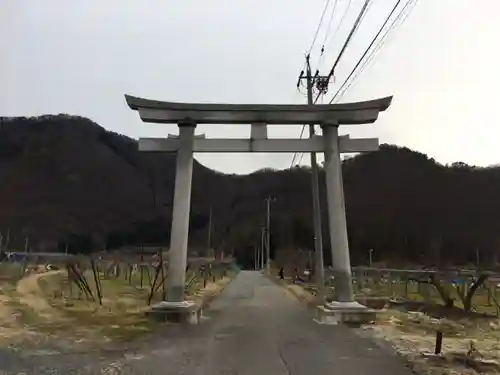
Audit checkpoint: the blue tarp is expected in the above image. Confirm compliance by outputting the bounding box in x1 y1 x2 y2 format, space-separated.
452 278 468 285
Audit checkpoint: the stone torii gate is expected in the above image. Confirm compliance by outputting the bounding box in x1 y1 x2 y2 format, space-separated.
125 94 392 323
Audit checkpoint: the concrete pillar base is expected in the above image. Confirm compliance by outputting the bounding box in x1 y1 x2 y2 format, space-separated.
313 301 376 326
147 300 202 325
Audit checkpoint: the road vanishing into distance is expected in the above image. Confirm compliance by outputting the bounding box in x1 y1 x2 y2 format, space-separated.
0 271 413 374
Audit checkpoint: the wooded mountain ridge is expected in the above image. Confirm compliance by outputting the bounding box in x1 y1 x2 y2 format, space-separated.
0 115 498 268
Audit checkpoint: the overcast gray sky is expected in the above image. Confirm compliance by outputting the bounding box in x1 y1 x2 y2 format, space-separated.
2 0 499 174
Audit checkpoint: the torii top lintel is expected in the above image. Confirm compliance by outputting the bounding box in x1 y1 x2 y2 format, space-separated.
125 94 392 125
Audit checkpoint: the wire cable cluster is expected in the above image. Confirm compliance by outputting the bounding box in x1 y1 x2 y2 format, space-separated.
330 0 420 104
291 0 373 168
290 0 421 168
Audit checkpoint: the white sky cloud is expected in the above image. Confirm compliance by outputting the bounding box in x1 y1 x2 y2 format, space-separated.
2 0 499 173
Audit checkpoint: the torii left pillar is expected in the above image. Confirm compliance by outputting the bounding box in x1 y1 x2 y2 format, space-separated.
148 122 201 324
167 122 196 302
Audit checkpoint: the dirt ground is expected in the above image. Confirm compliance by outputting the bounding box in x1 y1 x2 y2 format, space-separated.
0 263 234 351
275 274 500 375
360 309 500 375
16 270 68 319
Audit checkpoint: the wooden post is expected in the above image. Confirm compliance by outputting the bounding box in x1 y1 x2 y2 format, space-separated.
148 262 162 305
5 228 10 251
0 232 3 260
360 270 366 293
68 266 73 298
423 279 431 303
404 276 409 299
21 237 29 276
90 259 102 305
435 331 443 354
146 266 152 286
203 264 207 288
140 245 144 288
160 251 166 300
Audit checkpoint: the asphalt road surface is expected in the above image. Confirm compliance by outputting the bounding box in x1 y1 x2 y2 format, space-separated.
0 271 414 374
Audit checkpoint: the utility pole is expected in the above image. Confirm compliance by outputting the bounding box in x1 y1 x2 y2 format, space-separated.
206 206 213 258
255 242 259 270
297 54 327 304
254 245 258 270
260 226 265 269
257 244 261 270
264 197 275 275
5 228 10 251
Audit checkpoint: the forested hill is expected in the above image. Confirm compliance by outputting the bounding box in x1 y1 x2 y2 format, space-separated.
1 115 499 267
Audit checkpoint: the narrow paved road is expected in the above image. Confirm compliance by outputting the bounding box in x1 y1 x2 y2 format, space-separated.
1 271 414 374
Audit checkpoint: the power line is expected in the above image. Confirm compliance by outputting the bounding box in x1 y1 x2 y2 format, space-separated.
295 95 325 167
328 0 404 102
290 124 308 167
297 94 324 167
317 0 340 66
307 0 332 55
330 0 419 103
296 147 306 165
314 0 372 103
321 0 340 46
293 0 420 168
292 0 334 168
325 0 371 80
335 0 420 101
291 0 371 168
291 0 372 169
320 0 354 69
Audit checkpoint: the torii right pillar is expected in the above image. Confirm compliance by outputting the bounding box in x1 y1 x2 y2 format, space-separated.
322 123 353 302
317 122 376 325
